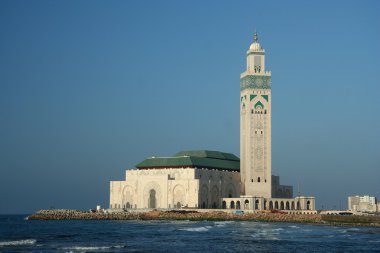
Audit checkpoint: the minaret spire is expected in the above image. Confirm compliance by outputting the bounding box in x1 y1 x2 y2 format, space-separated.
253 31 258 43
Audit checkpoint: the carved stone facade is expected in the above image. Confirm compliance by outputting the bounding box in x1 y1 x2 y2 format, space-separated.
110 167 240 209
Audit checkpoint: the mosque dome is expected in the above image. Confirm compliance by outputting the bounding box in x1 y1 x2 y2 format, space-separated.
249 31 262 51
249 42 262 51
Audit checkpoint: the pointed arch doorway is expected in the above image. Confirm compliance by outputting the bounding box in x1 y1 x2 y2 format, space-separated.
148 189 156 208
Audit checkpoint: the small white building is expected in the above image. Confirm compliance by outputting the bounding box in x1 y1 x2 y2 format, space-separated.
348 195 377 212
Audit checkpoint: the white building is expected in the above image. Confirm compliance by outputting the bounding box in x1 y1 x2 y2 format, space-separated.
110 151 241 209
110 32 316 213
348 195 377 212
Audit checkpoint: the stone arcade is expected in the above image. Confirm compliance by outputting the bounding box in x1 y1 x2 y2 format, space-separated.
110 33 315 213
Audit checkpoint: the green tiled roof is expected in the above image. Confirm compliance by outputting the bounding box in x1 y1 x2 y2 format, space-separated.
136 150 240 171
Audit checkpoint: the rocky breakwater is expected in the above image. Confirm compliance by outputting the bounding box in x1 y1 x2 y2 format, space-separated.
142 210 323 223
28 209 139 220
28 209 323 224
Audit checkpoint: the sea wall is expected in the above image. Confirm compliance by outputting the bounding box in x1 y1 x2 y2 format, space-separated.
27 209 380 227
321 214 380 226
28 209 322 223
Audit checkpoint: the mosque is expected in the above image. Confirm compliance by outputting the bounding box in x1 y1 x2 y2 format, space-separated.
110 33 316 213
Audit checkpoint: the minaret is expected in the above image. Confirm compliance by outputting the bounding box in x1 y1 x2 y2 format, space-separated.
240 32 272 198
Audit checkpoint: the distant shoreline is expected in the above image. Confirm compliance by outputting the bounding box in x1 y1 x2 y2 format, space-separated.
27 209 380 227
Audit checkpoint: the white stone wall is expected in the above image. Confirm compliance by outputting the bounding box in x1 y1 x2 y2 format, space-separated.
110 168 240 209
195 168 241 208
348 195 377 212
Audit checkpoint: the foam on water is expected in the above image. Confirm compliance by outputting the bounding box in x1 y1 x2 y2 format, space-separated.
62 245 125 251
288 225 300 229
251 232 280 241
180 226 212 232
214 221 234 227
250 227 284 241
0 239 37 247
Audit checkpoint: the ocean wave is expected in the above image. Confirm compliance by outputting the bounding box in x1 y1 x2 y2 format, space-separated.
62 245 125 251
214 221 234 227
288 225 299 229
180 226 212 232
252 233 280 241
0 239 37 247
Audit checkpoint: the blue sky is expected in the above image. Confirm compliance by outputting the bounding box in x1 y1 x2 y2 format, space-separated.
0 0 379 214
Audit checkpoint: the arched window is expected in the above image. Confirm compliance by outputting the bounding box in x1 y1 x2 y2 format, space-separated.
269 201 273 210
280 201 284 210
297 201 301 210
264 200 267 210
286 202 290 210
307 201 311 210
148 189 156 208
236 201 241 210
244 200 249 209
230 201 235 209
258 177 261 182
222 201 226 209
255 199 259 209
275 201 279 209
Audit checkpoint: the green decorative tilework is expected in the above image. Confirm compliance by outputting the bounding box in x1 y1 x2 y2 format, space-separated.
262 95 269 101
240 75 271 91
250 94 257 101
254 101 264 109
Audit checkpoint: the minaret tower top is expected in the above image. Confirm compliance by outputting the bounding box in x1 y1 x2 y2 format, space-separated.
248 31 263 51
244 31 269 75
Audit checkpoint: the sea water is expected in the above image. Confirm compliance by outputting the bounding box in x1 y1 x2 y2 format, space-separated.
0 215 379 252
